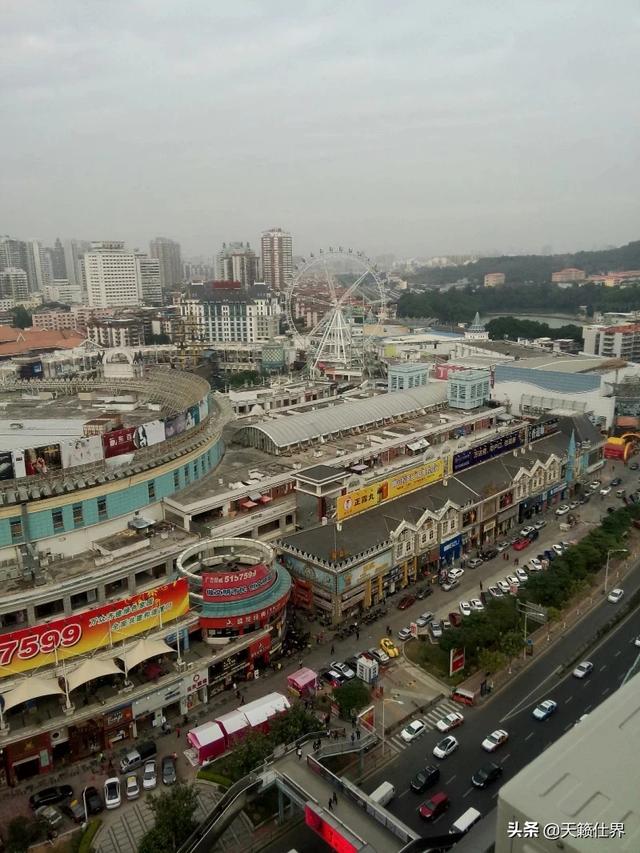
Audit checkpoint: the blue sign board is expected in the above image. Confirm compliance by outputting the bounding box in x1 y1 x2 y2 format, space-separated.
453 430 522 474
440 534 462 558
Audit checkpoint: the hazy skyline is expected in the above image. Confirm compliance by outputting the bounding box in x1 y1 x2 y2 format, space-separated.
2 1 639 260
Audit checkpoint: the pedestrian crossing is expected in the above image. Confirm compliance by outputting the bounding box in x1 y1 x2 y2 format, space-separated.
386 698 464 754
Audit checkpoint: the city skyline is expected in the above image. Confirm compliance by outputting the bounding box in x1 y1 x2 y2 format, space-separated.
3 1 639 259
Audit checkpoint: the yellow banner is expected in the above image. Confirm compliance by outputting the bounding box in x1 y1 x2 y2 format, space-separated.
336 459 444 520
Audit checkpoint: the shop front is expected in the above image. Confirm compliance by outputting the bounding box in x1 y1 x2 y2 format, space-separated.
5 731 52 786
519 494 545 521
419 547 441 579
440 534 462 566
481 519 497 544
133 683 184 735
547 482 567 506
102 705 134 749
497 505 518 537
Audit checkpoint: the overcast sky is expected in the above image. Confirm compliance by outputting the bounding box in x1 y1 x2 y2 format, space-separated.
2 0 639 259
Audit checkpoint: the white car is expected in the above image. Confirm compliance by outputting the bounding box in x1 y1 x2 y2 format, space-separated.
331 661 355 679
534 520 546 530
515 568 529 584
555 504 570 516
600 486 612 496
142 760 157 790
488 585 503 598
104 777 121 810
430 621 443 639
459 601 472 617
481 729 509 752
520 526 535 537
448 568 465 582
433 735 459 759
497 579 511 594
552 543 564 556
126 774 140 800
506 575 520 588
436 711 464 733
529 558 542 572
572 661 593 679
634 636 640 648
469 598 484 611
589 480 601 490
533 699 557 720
398 627 412 641
496 541 509 552
416 611 435 628
400 719 426 743
607 588 624 604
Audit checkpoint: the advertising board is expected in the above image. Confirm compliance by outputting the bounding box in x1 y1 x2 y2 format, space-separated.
102 427 136 458
528 418 559 443
24 444 62 475
453 430 522 473
0 578 189 678
387 458 444 498
336 459 444 520
60 435 104 468
449 647 465 676
201 564 276 603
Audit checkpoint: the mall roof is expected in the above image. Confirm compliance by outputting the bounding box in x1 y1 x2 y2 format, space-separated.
236 384 448 451
503 355 621 373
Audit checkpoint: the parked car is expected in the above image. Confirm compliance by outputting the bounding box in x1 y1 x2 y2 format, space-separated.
331 661 356 679
520 526 535 537
83 786 103 815
410 764 440 793
441 578 459 592
512 538 530 551
480 546 498 560
35 805 63 828
611 477 622 486
572 661 594 679
569 501 579 510
555 504 570 516
162 755 177 785
125 774 140 800
481 729 509 752
398 627 412 641
62 798 86 823
418 791 450 821
322 669 346 688
397 595 416 610
401 719 426 743
416 611 434 628
600 486 612 496
497 579 511 594
515 568 529 584
448 611 463 627
471 762 503 789
429 621 443 639
416 586 433 600
496 541 510 552
459 601 472 617
607 588 624 604
552 543 564 556
435 711 464 733
506 575 520 588
534 520 546 530
467 558 483 569
433 735 459 759
368 647 390 665
528 558 542 572
29 786 74 811
380 638 399 657
142 760 158 790
469 598 484 611
488 585 503 598
527 529 539 541
104 778 121 810
447 568 465 582
533 699 557 721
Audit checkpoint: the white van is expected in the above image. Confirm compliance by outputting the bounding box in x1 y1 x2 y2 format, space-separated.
450 806 482 835
369 781 395 807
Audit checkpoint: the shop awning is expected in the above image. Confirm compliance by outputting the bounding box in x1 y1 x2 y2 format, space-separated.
66 657 124 693
259 495 272 504
240 500 258 510
248 492 263 502
1 676 64 711
116 638 176 671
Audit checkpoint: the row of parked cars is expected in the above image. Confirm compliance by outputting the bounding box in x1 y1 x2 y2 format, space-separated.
28 784 103 830
104 755 177 810
322 639 402 687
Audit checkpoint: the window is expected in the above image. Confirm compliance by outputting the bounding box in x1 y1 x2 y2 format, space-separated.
52 509 64 531
97 496 107 519
148 481 156 501
184 465 190 484
72 504 83 527
10 518 23 543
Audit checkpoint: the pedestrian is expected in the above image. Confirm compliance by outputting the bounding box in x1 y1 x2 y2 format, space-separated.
330 644 335 655
356 728 361 741
356 630 360 641
232 682 237 693
297 747 302 761
176 726 181 738
351 732 355 744
479 580 483 592
298 657 303 668
240 696 245 706
332 791 338 806
328 798 333 811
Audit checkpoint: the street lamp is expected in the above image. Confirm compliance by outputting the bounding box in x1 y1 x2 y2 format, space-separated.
81 786 89 831
605 549 628 594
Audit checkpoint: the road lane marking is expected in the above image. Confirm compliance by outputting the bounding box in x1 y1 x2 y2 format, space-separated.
584 705 592 712
602 687 610 696
614 650 621 657
524 732 534 741
564 696 573 704
492 791 499 799
599 665 607 672
564 724 573 731
500 753 511 763
463 787 473 798
445 775 456 784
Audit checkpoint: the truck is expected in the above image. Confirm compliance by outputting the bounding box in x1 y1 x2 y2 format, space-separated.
369 781 395 806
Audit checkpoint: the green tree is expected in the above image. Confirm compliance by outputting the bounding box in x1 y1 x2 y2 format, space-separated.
138 783 199 853
6 815 45 853
269 703 320 744
333 678 371 720
10 306 32 329
500 631 524 659
478 648 507 674
222 730 272 781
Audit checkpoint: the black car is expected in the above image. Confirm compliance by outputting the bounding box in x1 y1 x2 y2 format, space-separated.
480 547 499 561
611 477 622 486
83 786 104 815
410 765 440 793
162 755 177 785
526 529 539 541
29 785 74 810
416 586 433 600
471 762 503 789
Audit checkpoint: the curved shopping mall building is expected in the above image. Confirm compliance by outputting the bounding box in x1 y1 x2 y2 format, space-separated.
0 365 289 786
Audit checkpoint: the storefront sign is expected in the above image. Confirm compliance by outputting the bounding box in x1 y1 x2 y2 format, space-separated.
440 535 462 558
0 579 189 678
200 593 289 630
528 418 559 443
337 459 444 520
182 668 209 697
338 550 393 592
133 684 182 717
249 635 272 659
201 564 276 603
549 483 565 495
103 706 133 729
453 430 522 473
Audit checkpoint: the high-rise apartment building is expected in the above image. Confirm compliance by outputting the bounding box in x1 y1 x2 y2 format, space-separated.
63 239 91 299
85 241 142 308
136 255 162 306
50 238 67 280
176 285 279 343
25 240 53 292
150 237 182 291
216 242 259 288
0 268 29 301
583 323 640 361
261 227 293 291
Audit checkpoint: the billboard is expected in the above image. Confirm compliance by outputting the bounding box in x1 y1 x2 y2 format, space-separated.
24 444 62 475
449 647 465 676
140 419 166 447
528 418 559 443
0 452 14 481
0 578 189 678
336 459 444 521
165 412 186 438
102 427 137 458
60 435 104 469
199 397 209 422
185 404 200 430
201 564 276 603
453 430 522 473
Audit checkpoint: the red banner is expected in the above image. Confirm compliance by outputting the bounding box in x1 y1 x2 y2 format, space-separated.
449 647 465 676
201 563 276 603
249 635 272 659
102 426 136 458
0 578 189 678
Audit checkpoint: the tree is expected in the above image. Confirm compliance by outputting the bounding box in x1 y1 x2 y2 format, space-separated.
478 648 507 673
223 730 272 781
138 783 199 853
500 631 524 660
6 815 45 853
10 306 32 329
333 678 371 719
269 703 319 744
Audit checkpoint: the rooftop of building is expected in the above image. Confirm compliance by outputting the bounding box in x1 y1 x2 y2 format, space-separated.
0 328 85 358
461 339 544 359
494 355 624 374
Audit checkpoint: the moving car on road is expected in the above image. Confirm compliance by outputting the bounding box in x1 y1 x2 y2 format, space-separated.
533 699 557 720
481 729 509 752
607 588 624 604
555 504 570 516
471 762 503 789
410 765 440 793
397 595 416 610
418 791 450 821
433 735 459 759
572 661 593 679
416 611 434 628
534 519 546 530
435 711 464 733
401 719 426 743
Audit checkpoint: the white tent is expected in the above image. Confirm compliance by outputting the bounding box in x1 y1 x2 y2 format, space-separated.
1 676 64 711
115 638 176 673
66 657 124 693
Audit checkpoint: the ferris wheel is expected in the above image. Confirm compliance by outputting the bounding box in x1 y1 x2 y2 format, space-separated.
284 247 387 378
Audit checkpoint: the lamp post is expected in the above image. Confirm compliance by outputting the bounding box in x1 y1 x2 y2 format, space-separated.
81 786 89 831
605 549 628 594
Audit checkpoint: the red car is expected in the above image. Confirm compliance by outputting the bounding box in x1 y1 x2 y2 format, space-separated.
512 538 530 551
397 595 416 610
418 791 450 821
